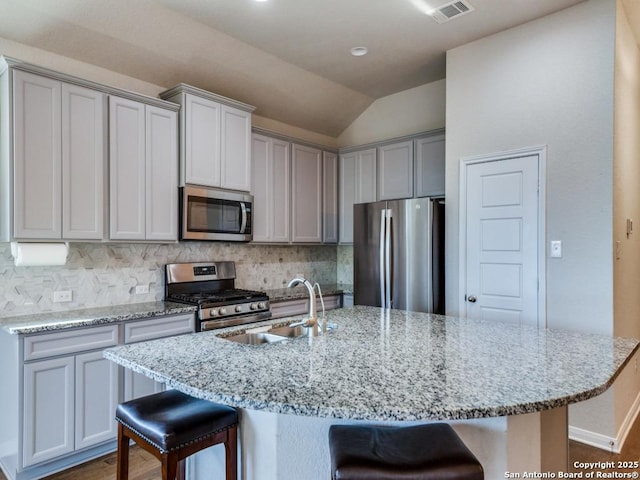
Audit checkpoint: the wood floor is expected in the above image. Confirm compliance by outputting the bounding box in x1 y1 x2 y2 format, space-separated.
1 420 640 479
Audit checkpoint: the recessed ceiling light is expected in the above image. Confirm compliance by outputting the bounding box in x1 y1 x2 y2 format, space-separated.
350 46 368 57
254 0 268 2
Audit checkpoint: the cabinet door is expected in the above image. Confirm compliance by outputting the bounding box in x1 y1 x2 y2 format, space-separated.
62 84 106 240
251 134 290 243
291 144 322 243
415 134 445 197
356 148 377 204
109 96 145 240
75 351 118 449
146 105 178 241
251 134 271 242
221 105 251 192
23 357 74 467
13 70 62 239
123 370 164 402
338 152 356 244
377 141 413 200
185 94 220 187
322 151 338 244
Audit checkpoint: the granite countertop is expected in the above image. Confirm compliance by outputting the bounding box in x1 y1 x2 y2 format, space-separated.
104 305 639 422
0 301 197 335
266 283 352 303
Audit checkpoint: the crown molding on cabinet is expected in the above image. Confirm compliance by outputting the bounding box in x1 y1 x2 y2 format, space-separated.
339 127 446 154
159 83 255 113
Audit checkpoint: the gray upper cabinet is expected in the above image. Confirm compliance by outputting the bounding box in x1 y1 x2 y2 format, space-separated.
251 133 290 243
291 143 323 243
109 96 146 240
322 151 338 244
12 70 106 240
339 148 376 244
415 133 445 197
62 84 106 240
160 85 255 192
377 140 413 200
109 96 178 241
13 70 62 239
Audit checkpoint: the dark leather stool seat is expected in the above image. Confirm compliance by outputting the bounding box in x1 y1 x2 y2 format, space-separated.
329 423 483 480
115 389 238 480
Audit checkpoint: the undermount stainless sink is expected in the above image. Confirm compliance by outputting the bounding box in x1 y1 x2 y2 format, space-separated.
268 325 311 338
223 324 311 344
224 332 288 345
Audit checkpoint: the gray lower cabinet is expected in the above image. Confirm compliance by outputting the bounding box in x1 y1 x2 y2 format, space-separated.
122 314 195 400
0 312 195 479
22 325 119 468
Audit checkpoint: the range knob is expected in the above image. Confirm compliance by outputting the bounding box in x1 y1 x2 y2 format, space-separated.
210 308 219 316
250 303 258 310
235 305 243 313
219 307 227 315
257 302 266 309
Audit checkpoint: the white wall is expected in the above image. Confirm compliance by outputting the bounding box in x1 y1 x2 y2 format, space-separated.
337 79 446 148
446 0 619 441
446 0 615 334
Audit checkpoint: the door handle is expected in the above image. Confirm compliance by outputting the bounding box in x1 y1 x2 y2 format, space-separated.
467 295 477 303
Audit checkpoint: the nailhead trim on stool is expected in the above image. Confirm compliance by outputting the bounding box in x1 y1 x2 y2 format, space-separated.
329 423 484 480
115 390 238 480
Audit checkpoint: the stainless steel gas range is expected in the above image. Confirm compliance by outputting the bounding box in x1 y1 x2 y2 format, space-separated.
165 261 271 331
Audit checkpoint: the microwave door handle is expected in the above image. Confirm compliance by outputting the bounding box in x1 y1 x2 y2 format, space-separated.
240 202 248 234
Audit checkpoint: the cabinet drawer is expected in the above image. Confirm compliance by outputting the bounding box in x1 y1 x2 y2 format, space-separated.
24 325 118 361
124 313 194 344
321 294 342 310
270 299 308 320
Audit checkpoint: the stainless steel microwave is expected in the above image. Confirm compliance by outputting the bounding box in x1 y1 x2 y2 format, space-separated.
180 186 253 242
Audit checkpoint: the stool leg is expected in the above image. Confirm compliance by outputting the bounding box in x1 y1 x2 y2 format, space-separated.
225 426 238 480
162 452 180 480
116 423 130 480
177 459 186 480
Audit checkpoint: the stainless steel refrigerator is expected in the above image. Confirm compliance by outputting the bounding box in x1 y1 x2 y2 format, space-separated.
354 197 445 314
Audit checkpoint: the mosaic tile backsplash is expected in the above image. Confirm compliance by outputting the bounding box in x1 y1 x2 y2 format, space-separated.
0 242 338 317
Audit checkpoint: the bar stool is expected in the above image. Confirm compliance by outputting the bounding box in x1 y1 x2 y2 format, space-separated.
329 423 483 480
115 390 238 480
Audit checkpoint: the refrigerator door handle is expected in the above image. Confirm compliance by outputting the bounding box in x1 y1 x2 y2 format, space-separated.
385 208 392 308
379 209 387 307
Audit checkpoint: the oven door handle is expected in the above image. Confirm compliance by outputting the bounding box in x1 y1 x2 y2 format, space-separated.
240 202 248 234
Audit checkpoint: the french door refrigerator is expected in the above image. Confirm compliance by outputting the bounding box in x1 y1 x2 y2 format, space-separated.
354 197 445 314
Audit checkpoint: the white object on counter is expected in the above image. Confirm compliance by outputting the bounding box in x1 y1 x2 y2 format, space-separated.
10 242 69 267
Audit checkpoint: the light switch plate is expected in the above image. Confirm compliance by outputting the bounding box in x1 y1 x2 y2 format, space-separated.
550 240 562 258
135 284 150 295
53 290 72 303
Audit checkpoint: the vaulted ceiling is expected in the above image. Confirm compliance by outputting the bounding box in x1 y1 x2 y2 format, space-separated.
0 0 599 136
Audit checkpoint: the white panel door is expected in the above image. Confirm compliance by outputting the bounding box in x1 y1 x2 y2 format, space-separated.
220 105 251 191
74 351 118 449
356 148 377 204
13 70 62 239
185 94 220 187
62 84 105 240
23 357 74 467
109 96 145 240
251 134 271 242
145 105 178 241
291 144 322 243
464 155 540 326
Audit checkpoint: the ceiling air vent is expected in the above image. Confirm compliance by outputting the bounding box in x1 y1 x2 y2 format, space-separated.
430 0 474 24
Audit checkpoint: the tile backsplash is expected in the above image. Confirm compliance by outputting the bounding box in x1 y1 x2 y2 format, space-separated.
0 242 338 317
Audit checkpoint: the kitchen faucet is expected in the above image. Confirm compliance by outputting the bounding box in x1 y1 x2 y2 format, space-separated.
287 277 318 337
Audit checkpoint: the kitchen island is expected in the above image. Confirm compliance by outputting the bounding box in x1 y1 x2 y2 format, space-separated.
104 306 639 480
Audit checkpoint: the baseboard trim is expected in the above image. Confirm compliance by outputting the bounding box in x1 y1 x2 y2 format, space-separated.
569 390 640 454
